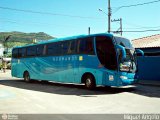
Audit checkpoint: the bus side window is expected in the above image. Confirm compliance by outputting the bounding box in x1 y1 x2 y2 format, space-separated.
12 48 19 58
79 39 86 54
37 45 44 56
19 48 26 58
77 40 80 54
27 46 36 57
43 45 47 55
61 41 70 55
47 42 62 56
68 40 76 54
56 43 62 55
47 43 54 55
86 38 94 54
77 37 94 55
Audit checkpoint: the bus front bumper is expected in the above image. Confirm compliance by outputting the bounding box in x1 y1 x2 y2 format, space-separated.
118 73 138 86
121 79 138 86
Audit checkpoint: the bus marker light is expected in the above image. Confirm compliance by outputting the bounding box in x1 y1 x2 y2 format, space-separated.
79 56 83 61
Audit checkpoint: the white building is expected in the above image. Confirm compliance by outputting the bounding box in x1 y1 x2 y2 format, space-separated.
0 43 4 57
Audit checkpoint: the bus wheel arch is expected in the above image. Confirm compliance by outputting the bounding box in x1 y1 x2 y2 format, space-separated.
81 73 96 89
23 71 31 82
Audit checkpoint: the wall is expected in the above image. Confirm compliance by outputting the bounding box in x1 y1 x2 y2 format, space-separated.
136 56 160 81
0 44 4 57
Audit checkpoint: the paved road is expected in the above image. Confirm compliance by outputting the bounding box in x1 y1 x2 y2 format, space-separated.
0 70 160 114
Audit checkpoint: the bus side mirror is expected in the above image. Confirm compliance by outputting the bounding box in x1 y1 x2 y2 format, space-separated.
135 49 144 56
116 45 126 61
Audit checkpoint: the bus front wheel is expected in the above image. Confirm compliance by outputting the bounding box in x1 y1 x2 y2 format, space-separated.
24 72 30 82
84 74 96 89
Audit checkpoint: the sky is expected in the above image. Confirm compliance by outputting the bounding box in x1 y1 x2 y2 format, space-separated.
0 0 160 40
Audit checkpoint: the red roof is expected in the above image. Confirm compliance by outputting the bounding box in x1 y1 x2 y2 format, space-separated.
132 34 160 48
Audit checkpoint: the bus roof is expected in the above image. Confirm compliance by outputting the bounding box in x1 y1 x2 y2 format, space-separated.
13 33 113 49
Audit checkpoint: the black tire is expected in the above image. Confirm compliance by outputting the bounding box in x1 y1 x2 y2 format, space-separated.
24 72 30 82
84 74 96 89
41 80 49 84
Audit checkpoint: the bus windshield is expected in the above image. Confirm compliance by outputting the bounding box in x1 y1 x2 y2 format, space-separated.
96 36 117 70
114 37 136 73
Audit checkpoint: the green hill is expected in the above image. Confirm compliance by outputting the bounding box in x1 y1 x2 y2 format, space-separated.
0 31 55 48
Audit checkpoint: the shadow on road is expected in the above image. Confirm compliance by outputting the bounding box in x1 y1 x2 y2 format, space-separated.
0 79 159 98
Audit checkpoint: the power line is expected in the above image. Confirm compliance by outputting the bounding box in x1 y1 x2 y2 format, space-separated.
111 29 160 33
123 21 160 29
3 17 160 31
0 18 77 28
119 0 160 8
0 6 103 20
113 0 160 13
0 19 80 31
2 17 160 33
123 26 160 30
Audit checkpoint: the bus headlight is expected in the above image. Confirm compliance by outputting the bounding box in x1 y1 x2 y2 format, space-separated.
120 64 130 72
120 76 128 80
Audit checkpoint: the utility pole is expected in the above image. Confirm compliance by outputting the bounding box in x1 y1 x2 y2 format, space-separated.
88 27 91 35
108 0 111 33
120 18 122 36
111 18 122 36
99 0 112 33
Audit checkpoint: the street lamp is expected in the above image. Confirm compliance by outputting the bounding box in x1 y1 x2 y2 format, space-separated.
98 8 111 33
98 8 107 15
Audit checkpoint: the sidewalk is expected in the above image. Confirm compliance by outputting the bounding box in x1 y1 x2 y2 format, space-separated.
0 69 12 78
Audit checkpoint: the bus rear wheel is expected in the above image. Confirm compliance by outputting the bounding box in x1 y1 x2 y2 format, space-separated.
84 74 96 89
24 72 30 82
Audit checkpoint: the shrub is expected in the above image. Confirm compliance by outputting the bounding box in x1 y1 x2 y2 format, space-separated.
0 63 2 70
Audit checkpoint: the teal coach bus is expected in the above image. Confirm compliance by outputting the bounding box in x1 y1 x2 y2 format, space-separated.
11 33 140 89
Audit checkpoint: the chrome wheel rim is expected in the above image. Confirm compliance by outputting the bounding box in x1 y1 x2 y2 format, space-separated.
25 73 29 82
86 78 91 87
